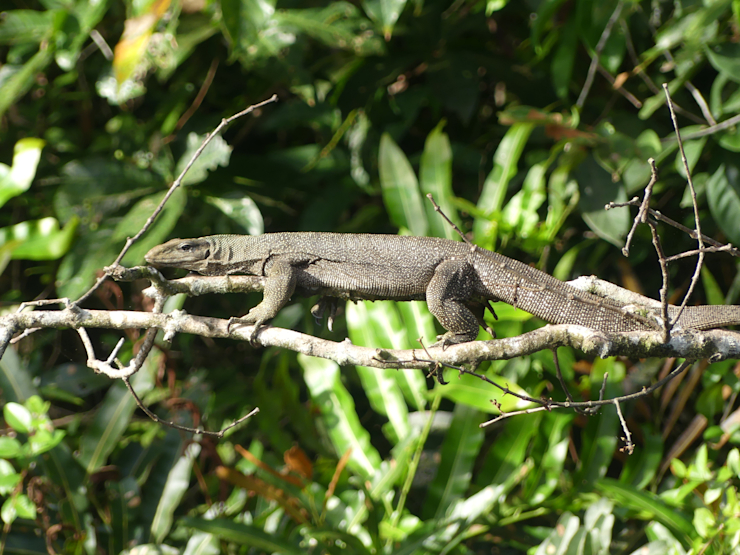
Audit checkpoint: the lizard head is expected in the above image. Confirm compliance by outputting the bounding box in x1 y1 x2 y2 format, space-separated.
145 238 212 273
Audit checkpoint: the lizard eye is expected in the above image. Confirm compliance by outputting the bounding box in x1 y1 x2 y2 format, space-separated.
179 243 192 252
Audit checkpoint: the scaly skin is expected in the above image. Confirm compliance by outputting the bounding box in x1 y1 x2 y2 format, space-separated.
145 233 740 344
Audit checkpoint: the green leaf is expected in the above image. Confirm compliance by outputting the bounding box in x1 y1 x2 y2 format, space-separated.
423 404 485 520
378 133 428 236
596 478 694 547
532 512 581 554
219 0 294 61
551 18 577 99
175 133 233 186
0 437 23 459
299 355 382 478
532 0 569 53
204 195 264 236
77 350 158 473
138 429 186 539
619 429 662 490
394 302 435 410
0 347 37 405
575 358 621 487
114 188 187 267
0 46 54 120
1 493 35 524
526 412 573 504
362 0 407 39
183 531 220 555
696 383 724 419
275 4 382 55
473 122 535 248
486 0 509 15
438 370 533 414
0 138 45 209
674 137 707 179
3 402 32 433
180 517 305 554
0 10 61 44
692 507 715 538
706 42 740 83
701 266 726 305
578 156 629 247
0 216 79 262
419 121 460 240
150 443 201 543
28 429 65 457
477 413 539 489
0 460 22 495
707 163 740 245
346 301 411 444
502 160 547 238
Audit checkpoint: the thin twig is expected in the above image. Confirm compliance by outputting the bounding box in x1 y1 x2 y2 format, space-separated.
596 64 642 108
123 376 259 437
73 95 279 306
646 219 671 342
677 113 740 141
165 59 220 142
425 193 472 246
621 158 659 256
663 83 704 328
614 399 634 454
577 1 624 109
608 199 740 257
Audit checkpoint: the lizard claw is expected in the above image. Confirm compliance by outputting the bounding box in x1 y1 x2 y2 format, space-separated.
227 316 264 347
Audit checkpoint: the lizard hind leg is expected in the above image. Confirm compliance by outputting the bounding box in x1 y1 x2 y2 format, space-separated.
426 258 481 347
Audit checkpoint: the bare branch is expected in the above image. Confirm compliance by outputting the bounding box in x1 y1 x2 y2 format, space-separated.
577 1 624 110
73 95 279 306
4 307 738 368
123 376 259 437
663 83 705 328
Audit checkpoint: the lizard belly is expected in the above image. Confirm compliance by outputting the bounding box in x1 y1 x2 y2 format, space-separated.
298 260 432 299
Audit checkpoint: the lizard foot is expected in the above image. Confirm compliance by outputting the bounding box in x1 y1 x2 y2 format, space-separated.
310 297 338 331
430 331 478 350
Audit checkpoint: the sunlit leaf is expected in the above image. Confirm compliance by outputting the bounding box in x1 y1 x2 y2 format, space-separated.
0 216 79 262
175 132 233 186
3 402 32 434
180 517 305 554
419 121 460 240
0 138 45 209
423 404 485 520
0 45 54 119
205 196 264 235
346 301 411 444
113 0 171 84
707 163 740 245
363 0 407 40
150 443 201 543
299 355 382 478
77 350 159 473
378 132 428 236
473 123 535 248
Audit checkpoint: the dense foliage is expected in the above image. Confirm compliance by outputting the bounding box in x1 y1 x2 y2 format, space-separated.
2 0 740 553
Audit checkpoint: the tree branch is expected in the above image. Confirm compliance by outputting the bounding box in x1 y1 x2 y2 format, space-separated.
3 308 740 370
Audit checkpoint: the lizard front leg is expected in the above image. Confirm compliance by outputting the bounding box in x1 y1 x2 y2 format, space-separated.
228 255 305 342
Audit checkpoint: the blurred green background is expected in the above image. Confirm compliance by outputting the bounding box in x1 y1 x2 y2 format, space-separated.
2 0 740 553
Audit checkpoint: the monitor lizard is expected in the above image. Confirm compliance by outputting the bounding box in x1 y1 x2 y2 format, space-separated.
144 233 740 345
